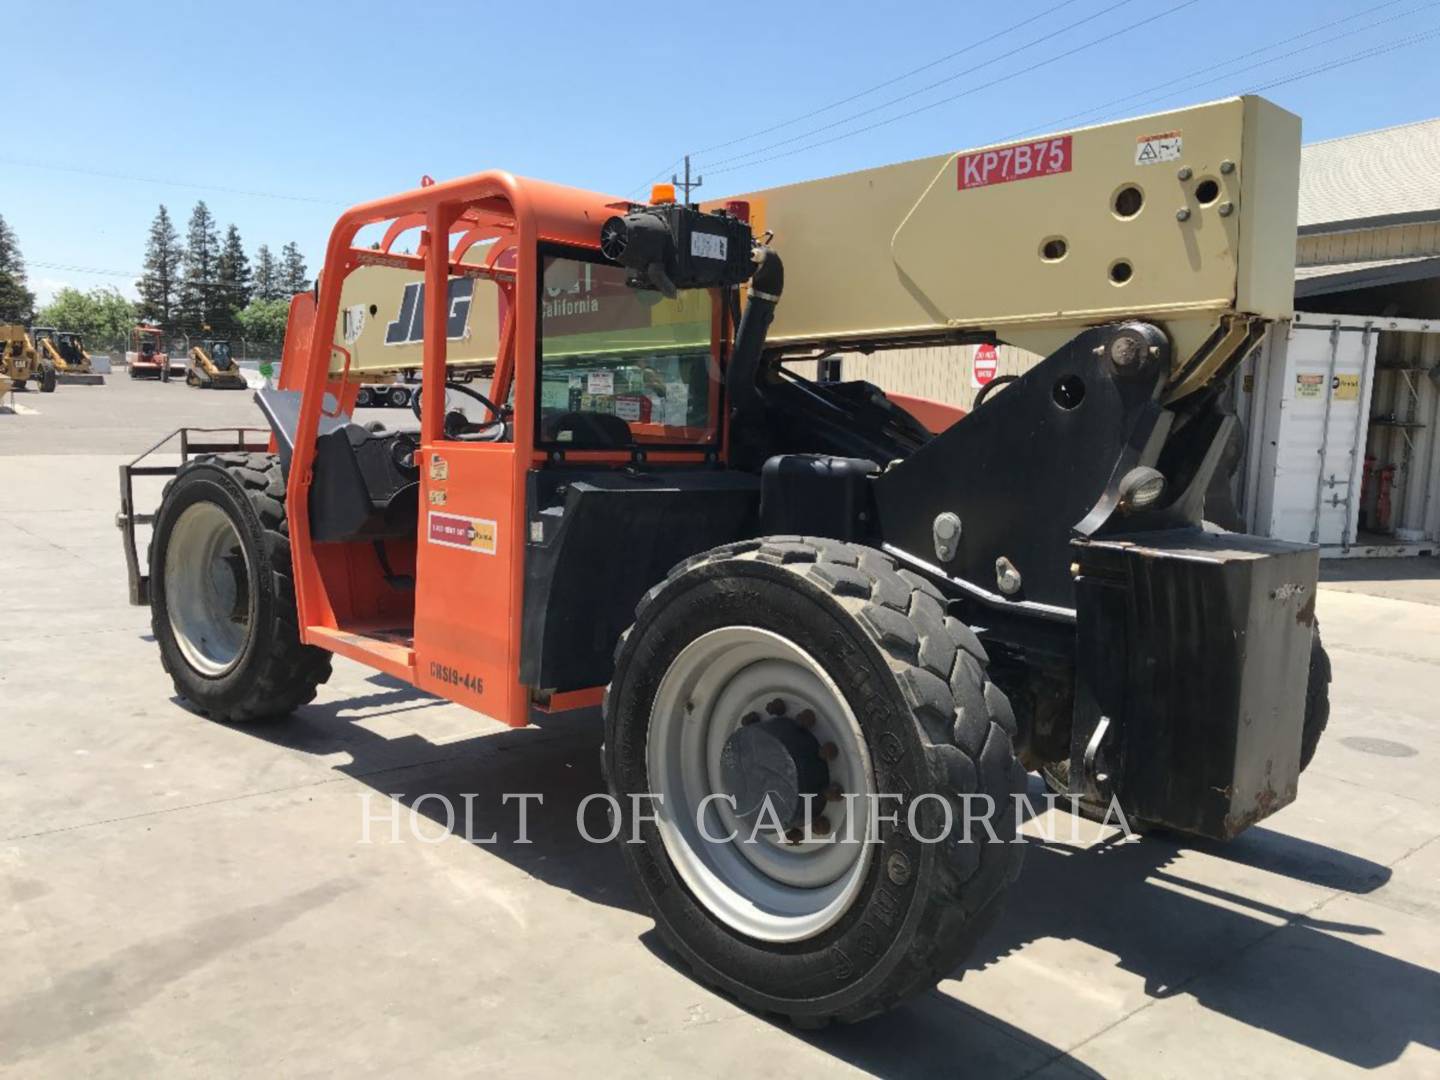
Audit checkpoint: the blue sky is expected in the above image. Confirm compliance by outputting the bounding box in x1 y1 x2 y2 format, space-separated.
5 0 1439 304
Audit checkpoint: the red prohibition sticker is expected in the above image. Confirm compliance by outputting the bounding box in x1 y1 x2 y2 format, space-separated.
958 135 1072 190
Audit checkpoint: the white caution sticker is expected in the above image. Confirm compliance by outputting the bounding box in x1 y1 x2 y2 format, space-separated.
1135 131 1182 166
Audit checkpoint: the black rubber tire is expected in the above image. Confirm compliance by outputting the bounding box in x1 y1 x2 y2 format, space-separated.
604 536 1026 1026
1300 626 1332 773
148 452 331 722
387 386 410 408
356 386 373 408
13 379 26 391
39 361 57 393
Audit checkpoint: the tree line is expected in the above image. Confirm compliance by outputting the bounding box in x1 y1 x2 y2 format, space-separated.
0 206 310 349
137 202 308 343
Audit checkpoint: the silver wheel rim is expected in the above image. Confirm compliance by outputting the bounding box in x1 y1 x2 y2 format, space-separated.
165 501 253 677
647 626 876 943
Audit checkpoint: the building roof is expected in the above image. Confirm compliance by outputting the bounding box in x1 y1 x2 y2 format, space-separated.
1299 117 1440 234
1294 254 1440 297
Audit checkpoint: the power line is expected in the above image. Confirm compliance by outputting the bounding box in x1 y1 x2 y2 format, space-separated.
0 157 344 206
1246 24 1440 93
705 0 1199 178
628 157 685 199
1008 0 1425 137
1081 0 1438 127
699 0 1147 172
691 0 1087 158
30 260 139 279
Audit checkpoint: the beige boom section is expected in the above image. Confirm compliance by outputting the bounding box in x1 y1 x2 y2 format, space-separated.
722 95 1300 402
331 261 503 374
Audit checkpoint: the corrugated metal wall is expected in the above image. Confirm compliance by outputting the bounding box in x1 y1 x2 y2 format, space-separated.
1298 221 1440 265
823 341 1042 411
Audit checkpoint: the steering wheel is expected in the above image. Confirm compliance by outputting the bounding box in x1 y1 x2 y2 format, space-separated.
412 380 508 441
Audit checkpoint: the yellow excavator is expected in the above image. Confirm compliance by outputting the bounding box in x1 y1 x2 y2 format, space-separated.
186 337 248 389
0 324 57 392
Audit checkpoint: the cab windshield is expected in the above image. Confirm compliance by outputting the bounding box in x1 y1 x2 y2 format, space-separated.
537 250 719 448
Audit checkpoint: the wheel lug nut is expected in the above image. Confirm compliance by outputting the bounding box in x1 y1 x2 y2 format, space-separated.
824 784 843 802
765 698 787 716
741 711 760 726
819 742 839 762
796 708 816 728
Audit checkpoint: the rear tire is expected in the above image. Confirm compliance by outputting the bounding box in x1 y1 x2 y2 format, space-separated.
356 386 373 408
387 386 410 408
604 536 1025 1025
148 452 331 722
1300 626 1332 772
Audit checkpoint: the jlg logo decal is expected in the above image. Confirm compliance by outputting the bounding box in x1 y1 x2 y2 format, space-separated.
385 278 475 345
958 136 1072 190
427 511 497 555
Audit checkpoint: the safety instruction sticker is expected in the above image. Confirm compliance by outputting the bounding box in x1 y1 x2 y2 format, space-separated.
1295 373 1324 400
586 370 615 396
1135 131 1182 166
1333 373 1361 401
428 511 497 555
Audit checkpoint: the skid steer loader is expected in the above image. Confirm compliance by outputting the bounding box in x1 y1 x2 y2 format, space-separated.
117 96 1328 1025
0 324 56 392
33 327 104 385
186 338 248 389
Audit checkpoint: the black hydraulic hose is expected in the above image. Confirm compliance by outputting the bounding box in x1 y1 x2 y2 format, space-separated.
726 248 784 418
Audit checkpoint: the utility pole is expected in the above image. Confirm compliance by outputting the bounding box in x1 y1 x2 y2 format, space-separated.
672 155 702 205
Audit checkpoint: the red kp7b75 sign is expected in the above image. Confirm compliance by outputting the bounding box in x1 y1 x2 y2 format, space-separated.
958 135 1072 190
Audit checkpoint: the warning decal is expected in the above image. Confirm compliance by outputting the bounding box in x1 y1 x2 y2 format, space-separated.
1333 373 1360 401
958 136 1072 190
1295 373 1324 400
1135 130 1182 166
428 511 498 554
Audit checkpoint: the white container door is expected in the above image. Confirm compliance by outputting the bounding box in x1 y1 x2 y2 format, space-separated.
1253 318 1377 547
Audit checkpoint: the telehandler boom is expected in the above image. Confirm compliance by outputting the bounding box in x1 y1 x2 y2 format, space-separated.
118 96 1326 1025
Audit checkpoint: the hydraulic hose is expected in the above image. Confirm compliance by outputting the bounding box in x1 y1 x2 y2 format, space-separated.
725 248 784 420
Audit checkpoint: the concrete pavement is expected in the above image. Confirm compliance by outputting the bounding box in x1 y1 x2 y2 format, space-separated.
2 376 1437 1077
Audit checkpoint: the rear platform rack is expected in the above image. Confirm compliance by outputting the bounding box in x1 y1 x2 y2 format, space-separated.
116 426 273 605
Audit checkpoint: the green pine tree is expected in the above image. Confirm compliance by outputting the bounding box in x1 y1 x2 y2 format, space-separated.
216 224 252 333
279 241 310 296
252 243 281 302
0 213 37 323
137 205 183 328
177 201 222 333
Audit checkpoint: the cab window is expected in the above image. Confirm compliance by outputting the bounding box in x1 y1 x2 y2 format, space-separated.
537 249 719 449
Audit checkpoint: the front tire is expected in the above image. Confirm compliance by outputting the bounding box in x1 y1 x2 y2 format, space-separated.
387 386 411 408
604 537 1025 1025
149 452 331 722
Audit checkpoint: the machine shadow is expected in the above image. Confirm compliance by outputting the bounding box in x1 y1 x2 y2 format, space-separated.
221 684 642 917
217 692 1433 1072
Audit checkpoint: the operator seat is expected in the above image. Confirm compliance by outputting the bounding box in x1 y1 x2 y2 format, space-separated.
256 387 421 542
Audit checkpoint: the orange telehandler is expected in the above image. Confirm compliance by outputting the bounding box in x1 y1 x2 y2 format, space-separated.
118 96 1327 1024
